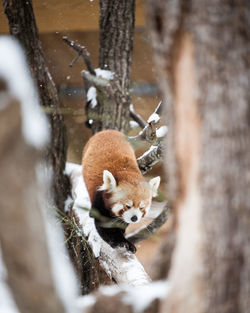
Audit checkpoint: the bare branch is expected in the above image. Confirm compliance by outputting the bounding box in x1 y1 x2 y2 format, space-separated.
127 204 169 244
129 104 147 129
62 36 96 76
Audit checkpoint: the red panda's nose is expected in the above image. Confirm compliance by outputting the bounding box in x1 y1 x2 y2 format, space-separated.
131 215 138 222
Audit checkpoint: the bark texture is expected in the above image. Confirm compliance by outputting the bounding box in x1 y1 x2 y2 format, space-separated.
0 85 65 313
85 0 135 133
64 209 112 295
146 0 250 313
99 0 135 92
3 0 69 211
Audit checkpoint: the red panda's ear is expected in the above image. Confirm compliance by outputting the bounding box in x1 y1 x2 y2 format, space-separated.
100 170 117 191
149 176 161 197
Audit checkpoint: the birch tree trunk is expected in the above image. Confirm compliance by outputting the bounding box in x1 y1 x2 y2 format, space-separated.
146 1 250 313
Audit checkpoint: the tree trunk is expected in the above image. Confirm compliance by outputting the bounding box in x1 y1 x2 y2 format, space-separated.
87 0 135 133
0 79 66 313
146 0 250 313
3 0 69 211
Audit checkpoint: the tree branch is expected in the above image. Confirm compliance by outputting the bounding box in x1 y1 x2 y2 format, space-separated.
129 104 147 129
62 36 96 75
129 100 163 143
137 142 164 174
65 163 151 286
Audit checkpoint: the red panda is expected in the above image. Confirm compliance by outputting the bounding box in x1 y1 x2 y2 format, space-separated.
82 130 160 253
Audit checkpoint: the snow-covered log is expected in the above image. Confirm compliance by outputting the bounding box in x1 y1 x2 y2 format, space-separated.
65 163 151 286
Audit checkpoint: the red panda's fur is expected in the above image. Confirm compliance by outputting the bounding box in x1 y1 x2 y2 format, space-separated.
82 130 145 204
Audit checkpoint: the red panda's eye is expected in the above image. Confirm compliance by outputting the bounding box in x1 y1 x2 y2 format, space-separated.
126 205 131 209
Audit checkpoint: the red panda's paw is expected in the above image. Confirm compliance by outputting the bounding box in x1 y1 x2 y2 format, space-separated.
121 241 137 254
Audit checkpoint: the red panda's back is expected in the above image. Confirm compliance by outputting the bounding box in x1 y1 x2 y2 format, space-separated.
82 130 141 202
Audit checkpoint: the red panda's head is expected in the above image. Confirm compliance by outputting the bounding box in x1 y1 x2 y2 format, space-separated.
99 170 160 224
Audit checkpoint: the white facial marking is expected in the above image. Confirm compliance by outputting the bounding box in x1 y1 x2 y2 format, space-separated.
143 206 150 217
139 201 145 208
122 208 143 224
126 200 133 207
111 202 123 214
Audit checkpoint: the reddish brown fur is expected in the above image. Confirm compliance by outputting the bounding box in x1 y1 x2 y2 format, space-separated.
82 130 146 203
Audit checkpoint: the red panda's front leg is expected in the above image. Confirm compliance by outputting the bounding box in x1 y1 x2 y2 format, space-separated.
91 190 137 253
95 221 137 253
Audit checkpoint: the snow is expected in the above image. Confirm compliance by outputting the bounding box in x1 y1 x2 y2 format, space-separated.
129 120 139 129
99 285 121 297
76 295 95 310
36 164 79 313
65 162 151 285
95 68 114 80
87 86 97 108
122 280 170 313
64 195 73 212
156 125 168 138
0 249 20 313
95 280 170 313
0 36 49 149
137 145 157 160
65 163 102 258
147 112 160 124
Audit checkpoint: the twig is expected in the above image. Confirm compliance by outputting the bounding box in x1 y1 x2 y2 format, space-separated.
62 36 96 76
129 104 147 129
127 204 169 244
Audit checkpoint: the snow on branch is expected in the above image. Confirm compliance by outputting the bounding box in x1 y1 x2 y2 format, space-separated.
65 163 151 286
76 280 170 313
129 101 164 143
137 142 163 174
129 104 147 129
127 101 167 174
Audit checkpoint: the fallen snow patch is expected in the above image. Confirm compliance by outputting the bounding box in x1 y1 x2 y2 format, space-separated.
0 36 49 149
